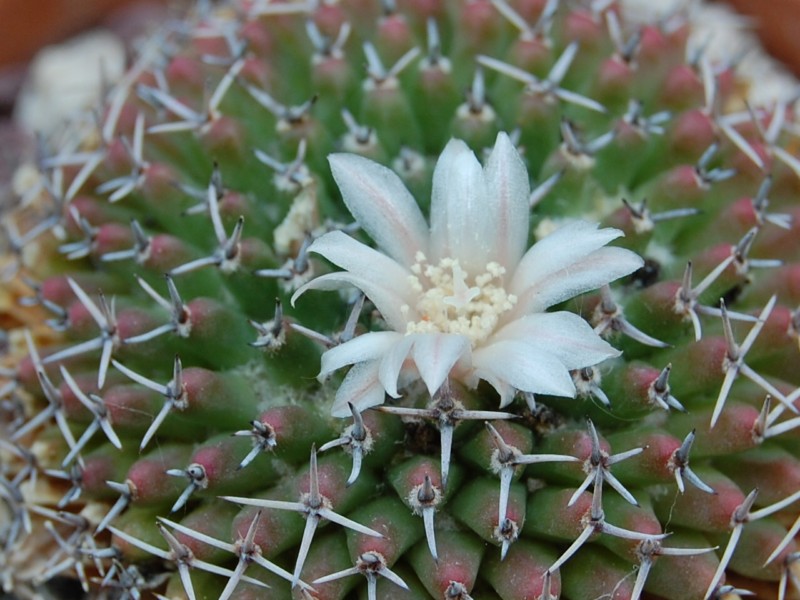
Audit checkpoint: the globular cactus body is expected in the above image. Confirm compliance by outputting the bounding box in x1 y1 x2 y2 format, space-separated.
2 1 800 599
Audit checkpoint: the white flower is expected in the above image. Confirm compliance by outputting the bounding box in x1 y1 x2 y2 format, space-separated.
293 133 643 417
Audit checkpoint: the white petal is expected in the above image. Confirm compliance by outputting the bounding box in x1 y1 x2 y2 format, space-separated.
320 332 403 379
308 230 417 310
378 335 417 398
429 138 489 275
292 272 410 331
328 153 429 266
309 230 408 277
510 221 626 296
473 369 517 408
484 132 530 268
332 361 386 417
411 334 471 396
473 340 576 400
510 245 643 315
491 312 620 369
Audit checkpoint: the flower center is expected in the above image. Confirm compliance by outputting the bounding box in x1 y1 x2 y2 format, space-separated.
402 252 517 346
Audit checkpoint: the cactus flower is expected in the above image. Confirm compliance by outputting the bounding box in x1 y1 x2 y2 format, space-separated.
294 132 642 416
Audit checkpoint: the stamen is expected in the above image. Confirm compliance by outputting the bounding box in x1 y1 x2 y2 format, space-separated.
405 256 516 346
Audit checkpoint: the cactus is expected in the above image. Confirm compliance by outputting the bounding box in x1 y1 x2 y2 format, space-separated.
2 1 800 599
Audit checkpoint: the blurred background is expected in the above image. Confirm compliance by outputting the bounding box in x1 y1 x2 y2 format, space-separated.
1 0 799 108
0 0 178 114
0 0 176 194
723 0 800 76
0 0 797 163
1 0 799 116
